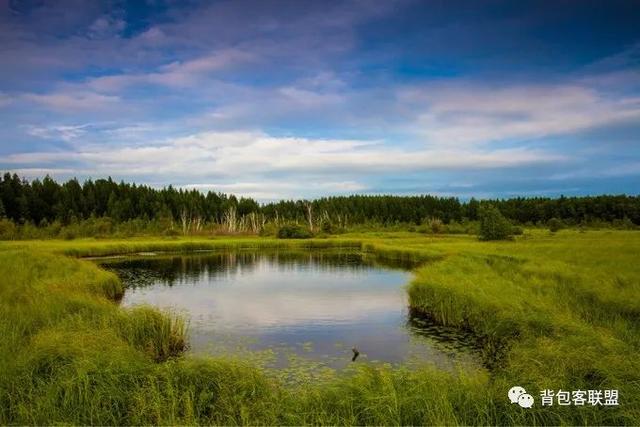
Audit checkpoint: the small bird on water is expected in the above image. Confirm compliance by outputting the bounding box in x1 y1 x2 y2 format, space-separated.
351 347 360 362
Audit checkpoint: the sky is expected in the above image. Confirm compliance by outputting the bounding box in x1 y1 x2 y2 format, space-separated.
0 0 639 201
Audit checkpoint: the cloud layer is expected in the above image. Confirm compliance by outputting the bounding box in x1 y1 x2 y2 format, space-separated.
1 0 639 199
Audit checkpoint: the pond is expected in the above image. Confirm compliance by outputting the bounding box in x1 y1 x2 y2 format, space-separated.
100 249 479 371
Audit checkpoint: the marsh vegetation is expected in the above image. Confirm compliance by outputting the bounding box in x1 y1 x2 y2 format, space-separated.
1 230 639 425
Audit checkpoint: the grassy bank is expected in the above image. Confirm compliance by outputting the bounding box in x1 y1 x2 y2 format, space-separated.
1 231 639 424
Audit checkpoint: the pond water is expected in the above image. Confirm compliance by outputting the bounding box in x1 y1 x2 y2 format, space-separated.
101 249 479 371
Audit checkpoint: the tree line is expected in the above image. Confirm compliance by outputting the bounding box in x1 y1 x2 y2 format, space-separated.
1 173 639 229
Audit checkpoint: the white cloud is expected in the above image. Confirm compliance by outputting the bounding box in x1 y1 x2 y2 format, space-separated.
4 130 564 199
136 27 166 44
73 64 640 149
1 1 638 200
25 124 93 141
402 83 640 145
86 49 255 91
22 91 121 111
87 15 126 39
3 168 78 177
277 86 344 108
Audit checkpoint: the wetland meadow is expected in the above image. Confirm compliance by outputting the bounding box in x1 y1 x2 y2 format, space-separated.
1 230 639 425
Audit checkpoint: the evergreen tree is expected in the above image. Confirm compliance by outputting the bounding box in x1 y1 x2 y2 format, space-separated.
0 172 639 228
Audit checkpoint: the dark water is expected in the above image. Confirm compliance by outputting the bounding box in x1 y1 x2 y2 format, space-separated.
101 250 479 370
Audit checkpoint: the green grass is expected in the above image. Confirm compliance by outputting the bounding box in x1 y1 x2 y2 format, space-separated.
1 230 639 424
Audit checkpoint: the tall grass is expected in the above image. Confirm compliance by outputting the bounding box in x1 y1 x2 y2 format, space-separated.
1 231 639 424
407 231 640 424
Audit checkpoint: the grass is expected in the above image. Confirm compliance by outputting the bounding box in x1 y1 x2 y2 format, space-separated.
1 230 639 424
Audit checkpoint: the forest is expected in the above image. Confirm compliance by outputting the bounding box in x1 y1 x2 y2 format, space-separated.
1 173 639 234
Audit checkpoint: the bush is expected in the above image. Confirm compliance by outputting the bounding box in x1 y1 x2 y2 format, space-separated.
416 218 444 234
443 220 464 234
258 223 278 237
612 217 637 230
511 226 524 235
0 218 18 240
427 217 445 234
547 217 565 233
276 224 313 239
90 217 114 236
18 222 40 239
60 228 77 240
478 205 513 241
463 220 480 235
320 218 335 234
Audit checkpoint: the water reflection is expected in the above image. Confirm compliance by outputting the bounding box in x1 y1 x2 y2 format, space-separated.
101 249 479 371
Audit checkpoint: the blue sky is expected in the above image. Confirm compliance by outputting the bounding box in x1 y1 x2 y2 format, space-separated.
1 0 639 200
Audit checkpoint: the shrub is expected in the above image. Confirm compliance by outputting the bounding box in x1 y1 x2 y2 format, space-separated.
321 218 335 234
91 217 114 236
427 217 445 234
547 217 565 233
463 220 480 235
443 220 465 234
18 222 41 239
0 218 18 240
60 228 77 240
613 217 637 230
276 224 313 239
478 205 513 241
416 218 444 234
258 222 278 237
421 217 445 234
511 226 524 235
